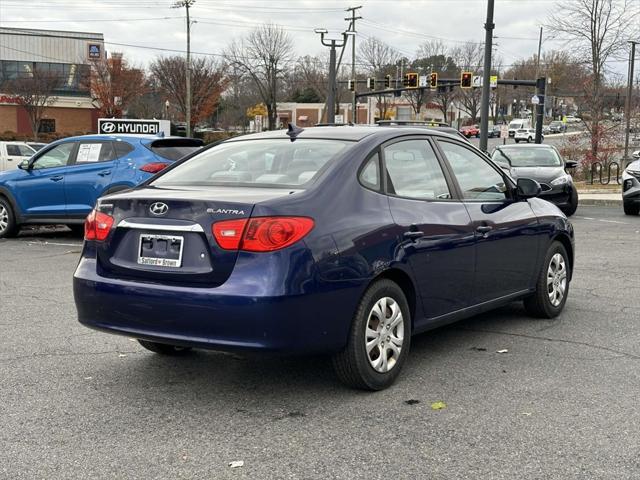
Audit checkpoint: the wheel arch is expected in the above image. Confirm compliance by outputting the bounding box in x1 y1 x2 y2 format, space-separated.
0 187 21 218
368 267 419 328
552 232 574 280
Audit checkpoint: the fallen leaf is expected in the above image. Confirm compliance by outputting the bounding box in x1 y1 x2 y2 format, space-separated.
431 401 447 410
496 349 509 354
405 399 420 405
84 376 93 380
118 353 127 358
471 347 487 351
521 412 532 416
229 461 244 468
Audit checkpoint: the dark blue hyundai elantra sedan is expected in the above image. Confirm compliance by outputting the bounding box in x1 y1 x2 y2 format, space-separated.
74 126 574 390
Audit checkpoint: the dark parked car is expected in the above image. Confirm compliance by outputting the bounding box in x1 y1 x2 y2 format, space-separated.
487 125 502 138
74 126 575 390
491 144 578 216
0 134 202 238
548 121 567 134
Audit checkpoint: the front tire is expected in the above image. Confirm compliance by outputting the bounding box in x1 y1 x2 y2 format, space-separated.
524 241 570 318
332 279 411 390
0 197 18 239
527 136 532 143
138 339 192 355
623 202 639 215
515 139 520 143
560 188 578 217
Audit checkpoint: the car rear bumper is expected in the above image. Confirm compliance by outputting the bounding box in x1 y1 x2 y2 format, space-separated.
73 257 360 354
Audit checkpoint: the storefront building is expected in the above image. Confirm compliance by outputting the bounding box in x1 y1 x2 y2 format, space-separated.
0 27 104 137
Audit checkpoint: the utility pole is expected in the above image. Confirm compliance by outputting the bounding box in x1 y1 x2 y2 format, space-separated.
345 6 362 124
316 29 352 124
533 26 543 129
479 0 495 153
623 41 638 168
172 0 195 137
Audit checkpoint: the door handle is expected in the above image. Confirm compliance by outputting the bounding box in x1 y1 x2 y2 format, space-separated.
50 175 63 182
98 170 111 177
403 230 424 239
476 225 493 236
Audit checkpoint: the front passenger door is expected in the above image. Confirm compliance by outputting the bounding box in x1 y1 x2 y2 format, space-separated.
437 140 542 303
12 142 76 218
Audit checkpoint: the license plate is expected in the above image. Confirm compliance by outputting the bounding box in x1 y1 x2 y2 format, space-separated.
137 234 184 268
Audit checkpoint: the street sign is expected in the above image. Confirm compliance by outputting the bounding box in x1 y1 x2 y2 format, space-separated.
531 95 540 105
98 118 170 135
472 75 482 88
419 75 428 87
500 125 509 139
490 75 498 88
335 114 344 123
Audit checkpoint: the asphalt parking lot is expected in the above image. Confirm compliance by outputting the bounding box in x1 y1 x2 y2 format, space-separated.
1 206 639 479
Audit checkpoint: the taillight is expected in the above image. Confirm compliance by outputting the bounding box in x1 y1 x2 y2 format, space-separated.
140 162 169 174
84 209 114 241
212 218 248 250
212 216 314 252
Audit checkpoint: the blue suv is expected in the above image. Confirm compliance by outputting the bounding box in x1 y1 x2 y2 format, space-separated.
0 134 202 238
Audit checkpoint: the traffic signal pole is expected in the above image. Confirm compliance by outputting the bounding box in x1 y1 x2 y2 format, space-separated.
479 0 495 153
534 77 546 144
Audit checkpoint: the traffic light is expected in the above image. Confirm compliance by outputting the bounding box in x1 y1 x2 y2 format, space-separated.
460 72 472 89
430 72 438 90
348 79 355 91
404 72 418 88
384 75 391 89
367 77 375 90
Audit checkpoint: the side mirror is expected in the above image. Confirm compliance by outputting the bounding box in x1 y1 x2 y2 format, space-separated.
516 177 541 199
18 159 30 170
564 160 578 169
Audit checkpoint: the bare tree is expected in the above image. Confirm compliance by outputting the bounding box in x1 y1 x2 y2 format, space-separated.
225 24 293 130
548 0 640 161
88 52 147 118
358 36 400 120
451 42 484 123
4 69 61 139
415 39 447 61
150 56 227 129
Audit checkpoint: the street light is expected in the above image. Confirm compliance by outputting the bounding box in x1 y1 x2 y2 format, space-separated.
164 100 170 120
316 29 353 124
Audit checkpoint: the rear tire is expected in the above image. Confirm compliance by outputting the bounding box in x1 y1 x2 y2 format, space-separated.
332 279 411 391
524 241 570 319
0 197 18 239
515 139 520 143
623 202 639 215
138 339 192 355
527 136 532 143
560 188 578 217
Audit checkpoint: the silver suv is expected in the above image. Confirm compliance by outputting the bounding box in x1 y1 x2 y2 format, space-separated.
622 150 640 215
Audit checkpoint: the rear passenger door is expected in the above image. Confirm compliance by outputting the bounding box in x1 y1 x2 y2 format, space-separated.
436 140 542 304
382 137 476 322
64 141 118 217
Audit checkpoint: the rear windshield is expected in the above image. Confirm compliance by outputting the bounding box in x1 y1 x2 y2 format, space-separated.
152 139 352 188
493 147 562 167
147 139 203 161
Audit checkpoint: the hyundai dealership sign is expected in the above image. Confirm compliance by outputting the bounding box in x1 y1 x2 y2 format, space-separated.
98 119 170 135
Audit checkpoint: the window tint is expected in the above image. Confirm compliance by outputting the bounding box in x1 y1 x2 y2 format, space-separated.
152 139 350 188
75 142 116 163
32 142 75 169
383 140 451 200
359 153 380 190
439 141 508 201
114 141 135 158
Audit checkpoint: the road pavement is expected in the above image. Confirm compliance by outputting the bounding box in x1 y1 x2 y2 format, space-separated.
1 206 639 479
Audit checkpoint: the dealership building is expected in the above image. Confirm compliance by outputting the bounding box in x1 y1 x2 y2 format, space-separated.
0 27 104 136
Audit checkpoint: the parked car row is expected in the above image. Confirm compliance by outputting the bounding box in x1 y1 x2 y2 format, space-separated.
0 134 202 238
622 150 640 216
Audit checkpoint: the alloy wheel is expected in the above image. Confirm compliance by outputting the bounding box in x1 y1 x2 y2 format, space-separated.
0 205 8 233
547 253 567 307
365 297 404 373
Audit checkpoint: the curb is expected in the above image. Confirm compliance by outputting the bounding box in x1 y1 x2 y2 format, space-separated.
578 198 622 207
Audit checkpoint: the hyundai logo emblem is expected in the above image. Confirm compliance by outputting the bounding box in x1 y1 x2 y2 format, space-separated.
101 121 116 133
149 202 169 216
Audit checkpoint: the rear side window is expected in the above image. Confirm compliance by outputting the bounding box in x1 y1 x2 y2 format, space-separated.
114 141 135 158
359 153 380 190
152 139 351 188
148 139 203 161
6 144 34 156
383 139 451 200
75 142 116 163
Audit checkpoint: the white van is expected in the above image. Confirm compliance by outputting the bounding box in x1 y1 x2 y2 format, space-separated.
0 141 36 171
508 119 531 138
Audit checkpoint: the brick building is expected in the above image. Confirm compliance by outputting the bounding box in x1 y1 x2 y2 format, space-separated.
0 27 104 136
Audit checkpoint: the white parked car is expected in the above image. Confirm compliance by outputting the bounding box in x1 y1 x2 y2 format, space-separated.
0 141 36 171
622 150 640 216
564 115 581 124
514 128 543 143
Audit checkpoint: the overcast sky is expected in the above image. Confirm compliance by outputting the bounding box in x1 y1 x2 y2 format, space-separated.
0 0 631 76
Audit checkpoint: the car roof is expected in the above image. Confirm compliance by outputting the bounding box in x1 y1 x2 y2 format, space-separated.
497 143 555 149
225 125 463 143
